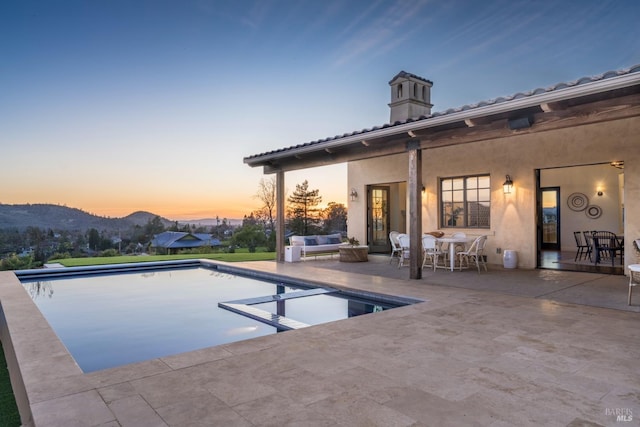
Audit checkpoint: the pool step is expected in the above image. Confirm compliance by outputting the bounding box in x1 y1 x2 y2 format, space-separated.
218 287 337 331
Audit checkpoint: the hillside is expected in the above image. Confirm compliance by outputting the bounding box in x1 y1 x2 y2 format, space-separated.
0 204 173 231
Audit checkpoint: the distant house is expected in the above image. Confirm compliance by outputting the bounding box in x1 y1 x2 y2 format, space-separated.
150 231 221 254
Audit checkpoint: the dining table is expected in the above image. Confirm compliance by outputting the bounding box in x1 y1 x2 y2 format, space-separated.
435 236 475 271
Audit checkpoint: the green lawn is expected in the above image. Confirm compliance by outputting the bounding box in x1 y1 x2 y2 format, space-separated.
51 251 276 267
0 250 275 425
0 341 20 427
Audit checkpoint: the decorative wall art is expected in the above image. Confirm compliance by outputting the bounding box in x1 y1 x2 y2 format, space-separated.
567 192 589 211
585 205 603 219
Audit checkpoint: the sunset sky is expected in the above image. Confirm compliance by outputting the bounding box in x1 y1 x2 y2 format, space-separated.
1 1 638 221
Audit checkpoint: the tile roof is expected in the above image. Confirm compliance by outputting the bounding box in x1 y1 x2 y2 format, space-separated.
151 231 221 248
389 70 433 85
245 64 640 162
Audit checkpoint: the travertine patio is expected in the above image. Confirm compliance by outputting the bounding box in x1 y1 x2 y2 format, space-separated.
1 257 638 426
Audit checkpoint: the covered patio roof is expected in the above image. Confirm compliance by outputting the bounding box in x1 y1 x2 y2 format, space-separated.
245 65 640 173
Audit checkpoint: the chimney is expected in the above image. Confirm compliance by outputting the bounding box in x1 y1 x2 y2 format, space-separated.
388 71 433 123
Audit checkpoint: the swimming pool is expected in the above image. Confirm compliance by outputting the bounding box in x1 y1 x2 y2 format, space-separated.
17 260 416 372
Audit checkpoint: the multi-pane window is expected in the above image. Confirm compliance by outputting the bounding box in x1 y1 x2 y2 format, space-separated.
440 175 490 228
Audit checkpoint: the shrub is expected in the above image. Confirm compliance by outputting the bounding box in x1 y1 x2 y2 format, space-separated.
99 249 119 257
49 252 71 261
0 254 41 271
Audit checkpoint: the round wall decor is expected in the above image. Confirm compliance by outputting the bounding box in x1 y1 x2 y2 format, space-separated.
585 205 602 219
567 192 589 211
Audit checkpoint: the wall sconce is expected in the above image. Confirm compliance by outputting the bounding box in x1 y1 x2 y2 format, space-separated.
350 188 358 201
503 175 513 194
597 187 604 196
421 186 425 193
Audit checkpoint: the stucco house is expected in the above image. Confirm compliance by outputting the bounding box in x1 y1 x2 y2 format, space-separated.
245 65 640 279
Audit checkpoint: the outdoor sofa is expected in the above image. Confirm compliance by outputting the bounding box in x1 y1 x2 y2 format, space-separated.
289 234 343 258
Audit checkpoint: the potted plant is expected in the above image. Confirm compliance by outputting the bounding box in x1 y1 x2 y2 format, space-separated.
339 237 368 262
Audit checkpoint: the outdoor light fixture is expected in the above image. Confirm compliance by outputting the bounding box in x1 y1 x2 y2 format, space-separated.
597 186 604 196
350 188 358 201
503 175 513 194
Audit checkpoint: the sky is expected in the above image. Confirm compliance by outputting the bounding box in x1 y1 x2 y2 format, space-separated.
1 0 639 221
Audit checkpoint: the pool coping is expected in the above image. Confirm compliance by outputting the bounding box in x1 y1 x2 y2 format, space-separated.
1 259 422 426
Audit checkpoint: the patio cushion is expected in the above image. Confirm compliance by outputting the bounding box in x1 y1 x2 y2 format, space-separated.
304 237 318 246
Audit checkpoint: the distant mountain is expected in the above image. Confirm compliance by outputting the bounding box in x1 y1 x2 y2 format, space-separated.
122 211 174 227
0 204 173 231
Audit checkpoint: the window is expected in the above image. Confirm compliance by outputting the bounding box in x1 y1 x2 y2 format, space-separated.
440 175 490 228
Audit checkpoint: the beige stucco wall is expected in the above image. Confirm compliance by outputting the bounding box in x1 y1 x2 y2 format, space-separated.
348 116 640 269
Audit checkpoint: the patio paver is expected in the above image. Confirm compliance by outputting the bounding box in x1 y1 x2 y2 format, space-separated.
1 259 638 426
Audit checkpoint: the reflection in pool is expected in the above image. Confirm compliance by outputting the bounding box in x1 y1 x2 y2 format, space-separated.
20 263 413 372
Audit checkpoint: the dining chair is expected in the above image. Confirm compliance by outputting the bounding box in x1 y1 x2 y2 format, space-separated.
389 231 402 264
573 231 590 261
458 235 488 273
449 232 467 265
582 231 594 262
397 234 410 268
591 231 623 266
421 235 443 271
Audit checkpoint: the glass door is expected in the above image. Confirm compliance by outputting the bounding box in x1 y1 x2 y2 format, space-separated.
368 186 390 253
541 187 561 250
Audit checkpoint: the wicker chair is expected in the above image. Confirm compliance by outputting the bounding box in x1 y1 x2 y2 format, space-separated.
458 235 488 273
389 231 402 264
421 235 443 271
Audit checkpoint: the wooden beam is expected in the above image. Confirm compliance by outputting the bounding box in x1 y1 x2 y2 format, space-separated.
408 148 423 280
276 171 285 263
420 93 640 150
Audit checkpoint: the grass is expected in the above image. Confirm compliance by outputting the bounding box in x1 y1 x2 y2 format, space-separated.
0 341 21 427
51 251 276 267
0 250 275 425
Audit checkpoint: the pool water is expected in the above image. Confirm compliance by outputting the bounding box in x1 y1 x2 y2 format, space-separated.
21 265 402 372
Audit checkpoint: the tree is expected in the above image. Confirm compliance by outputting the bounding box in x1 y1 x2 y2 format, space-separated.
287 180 322 235
87 228 100 251
254 176 277 233
322 202 347 235
231 224 266 253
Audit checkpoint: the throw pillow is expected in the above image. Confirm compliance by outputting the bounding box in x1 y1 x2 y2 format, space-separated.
327 237 342 244
304 237 318 246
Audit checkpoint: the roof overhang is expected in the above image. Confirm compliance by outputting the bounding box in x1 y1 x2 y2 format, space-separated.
244 70 640 174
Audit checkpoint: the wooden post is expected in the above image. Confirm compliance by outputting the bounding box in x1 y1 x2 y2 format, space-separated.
276 170 285 262
408 142 423 279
